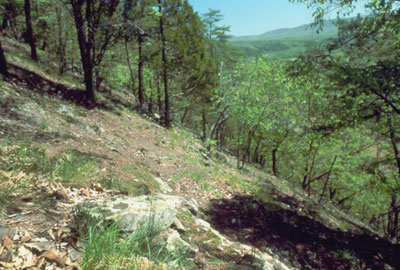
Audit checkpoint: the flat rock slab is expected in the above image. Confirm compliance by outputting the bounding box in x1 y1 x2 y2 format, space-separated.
74 194 184 235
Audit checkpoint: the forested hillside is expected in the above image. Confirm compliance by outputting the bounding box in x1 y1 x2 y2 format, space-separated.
231 19 338 59
1 0 400 269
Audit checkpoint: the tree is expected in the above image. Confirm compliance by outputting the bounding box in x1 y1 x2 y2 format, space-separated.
122 0 153 114
69 0 122 105
24 0 38 61
290 0 400 241
0 0 19 37
157 0 170 127
0 37 8 77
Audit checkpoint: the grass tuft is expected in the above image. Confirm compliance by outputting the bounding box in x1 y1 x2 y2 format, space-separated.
81 222 187 270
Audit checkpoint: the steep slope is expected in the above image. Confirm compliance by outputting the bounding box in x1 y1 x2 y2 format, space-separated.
1 37 400 270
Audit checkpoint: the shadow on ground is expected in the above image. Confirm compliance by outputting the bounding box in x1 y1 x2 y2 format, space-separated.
205 195 400 270
8 63 131 112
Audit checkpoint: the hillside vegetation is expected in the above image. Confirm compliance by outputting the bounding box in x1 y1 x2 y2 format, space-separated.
1 0 400 269
231 20 338 59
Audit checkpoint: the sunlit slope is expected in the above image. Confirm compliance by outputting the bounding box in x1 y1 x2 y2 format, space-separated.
231 19 338 59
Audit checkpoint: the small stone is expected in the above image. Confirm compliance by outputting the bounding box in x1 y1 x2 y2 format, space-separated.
67 247 82 263
25 241 55 254
194 218 211 231
172 218 186 233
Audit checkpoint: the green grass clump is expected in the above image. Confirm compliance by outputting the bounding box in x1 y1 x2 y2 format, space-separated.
0 140 97 207
121 162 160 194
181 170 205 183
50 150 96 186
0 140 49 206
81 222 187 270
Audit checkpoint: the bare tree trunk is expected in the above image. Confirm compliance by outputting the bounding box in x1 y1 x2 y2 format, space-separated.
253 137 261 163
158 0 170 128
137 32 144 113
387 113 400 240
1 14 8 30
148 78 154 113
181 106 189 124
319 156 337 203
0 38 8 77
24 0 38 61
202 110 207 141
2 3 17 36
272 148 278 176
124 37 138 107
156 74 162 113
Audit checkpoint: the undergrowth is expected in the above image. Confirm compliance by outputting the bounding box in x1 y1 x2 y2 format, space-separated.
81 222 188 270
0 139 96 207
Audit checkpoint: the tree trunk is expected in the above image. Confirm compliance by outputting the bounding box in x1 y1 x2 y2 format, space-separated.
24 0 38 62
137 33 144 113
272 148 278 177
148 78 154 113
124 37 137 107
70 0 95 104
0 38 8 77
181 106 189 124
1 14 8 30
387 113 400 240
2 3 16 32
56 5 67 75
156 74 162 113
253 138 261 163
319 156 337 203
202 110 207 141
158 0 170 128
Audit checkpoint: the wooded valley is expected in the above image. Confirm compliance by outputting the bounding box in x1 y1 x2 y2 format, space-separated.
1 0 400 268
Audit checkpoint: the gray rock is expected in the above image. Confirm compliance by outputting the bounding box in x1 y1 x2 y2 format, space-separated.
25 241 55 254
0 227 17 240
58 105 74 118
194 218 211 231
274 261 291 270
154 177 173 193
67 247 82 262
74 194 184 235
151 229 197 259
154 113 161 120
172 218 186 233
182 197 199 216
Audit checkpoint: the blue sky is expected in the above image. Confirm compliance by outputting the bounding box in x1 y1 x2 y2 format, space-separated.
188 0 367 37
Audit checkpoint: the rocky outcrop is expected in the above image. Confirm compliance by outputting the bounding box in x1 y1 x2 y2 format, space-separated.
74 194 185 235
74 194 292 270
151 229 197 259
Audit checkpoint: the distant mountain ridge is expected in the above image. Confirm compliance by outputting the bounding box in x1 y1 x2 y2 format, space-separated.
230 19 348 59
232 19 339 41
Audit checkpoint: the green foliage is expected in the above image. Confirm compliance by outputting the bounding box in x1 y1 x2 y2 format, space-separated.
231 19 339 60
